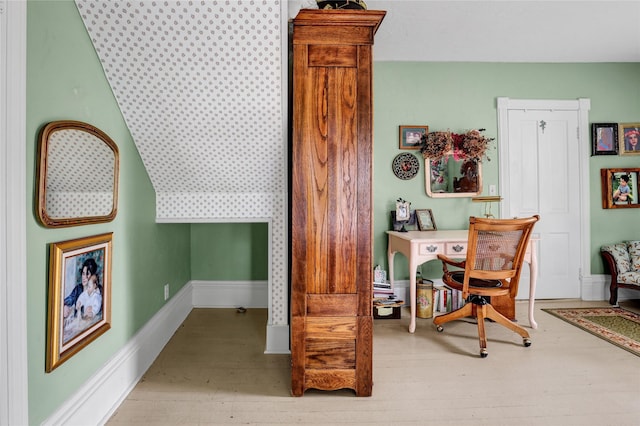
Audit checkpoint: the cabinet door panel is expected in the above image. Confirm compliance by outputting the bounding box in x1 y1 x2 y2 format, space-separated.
326 67 358 294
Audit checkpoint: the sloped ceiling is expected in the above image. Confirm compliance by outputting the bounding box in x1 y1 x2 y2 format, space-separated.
75 0 285 220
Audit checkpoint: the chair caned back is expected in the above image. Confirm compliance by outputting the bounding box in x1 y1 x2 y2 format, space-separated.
463 216 539 296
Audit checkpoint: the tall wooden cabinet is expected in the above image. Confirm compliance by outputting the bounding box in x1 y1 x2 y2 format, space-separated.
290 9 385 397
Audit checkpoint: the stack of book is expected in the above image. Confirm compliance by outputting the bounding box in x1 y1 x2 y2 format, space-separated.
373 265 392 297
433 285 465 313
373 280 393 297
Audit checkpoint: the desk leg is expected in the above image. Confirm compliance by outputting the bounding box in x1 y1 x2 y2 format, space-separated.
408 258 419 333
528 243 538 329
387 248 396 296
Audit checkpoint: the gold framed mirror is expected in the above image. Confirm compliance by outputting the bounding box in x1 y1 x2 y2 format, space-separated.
36 120 119 227
425 154 482 198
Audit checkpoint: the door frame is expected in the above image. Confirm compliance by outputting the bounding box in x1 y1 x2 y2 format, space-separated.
496 97 592 297
0 1 29 424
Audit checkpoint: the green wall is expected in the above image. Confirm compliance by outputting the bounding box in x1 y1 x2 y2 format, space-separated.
26 2 191 423
191 223 268 280
23 2 640 423
373 62 640 280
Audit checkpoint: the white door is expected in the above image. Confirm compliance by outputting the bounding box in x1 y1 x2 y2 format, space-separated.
502 108 582 299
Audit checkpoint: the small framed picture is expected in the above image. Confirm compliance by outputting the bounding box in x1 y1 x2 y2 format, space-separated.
395 199 411 221
591 123 618 155
399 125 428 150
601 168 640 209
46 233 113 372
390 210 417 231
415 209 437 231
618 123 640 155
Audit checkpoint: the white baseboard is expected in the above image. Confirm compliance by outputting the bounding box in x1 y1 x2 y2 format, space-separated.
43 283 193 426
265 324 290 354
583 274 639 303
43 280 281 426
581 274 607 301
191 280 268 308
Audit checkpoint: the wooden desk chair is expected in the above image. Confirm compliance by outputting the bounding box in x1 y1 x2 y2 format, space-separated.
433 215 540 358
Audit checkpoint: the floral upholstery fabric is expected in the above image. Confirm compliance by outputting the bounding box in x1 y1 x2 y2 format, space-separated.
601 243 631 274
618 272 640 286
628 240 640 271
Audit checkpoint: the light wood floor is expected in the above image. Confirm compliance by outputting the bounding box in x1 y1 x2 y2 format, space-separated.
107 299 640 425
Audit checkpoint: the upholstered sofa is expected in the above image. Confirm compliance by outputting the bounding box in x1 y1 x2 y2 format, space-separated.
600 241 640 305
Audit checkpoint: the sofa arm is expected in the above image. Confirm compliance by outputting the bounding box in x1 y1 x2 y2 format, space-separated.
601 250 620 305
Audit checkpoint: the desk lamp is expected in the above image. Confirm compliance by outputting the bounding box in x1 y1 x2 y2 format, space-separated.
471 195 502 218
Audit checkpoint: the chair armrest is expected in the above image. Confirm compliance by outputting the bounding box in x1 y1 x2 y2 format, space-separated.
437 254 466 272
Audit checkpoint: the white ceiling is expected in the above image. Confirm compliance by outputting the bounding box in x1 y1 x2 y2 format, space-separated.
292 0 640 62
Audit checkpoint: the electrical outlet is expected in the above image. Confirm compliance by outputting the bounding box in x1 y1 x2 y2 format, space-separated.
164 283 169 301
489 185 497 196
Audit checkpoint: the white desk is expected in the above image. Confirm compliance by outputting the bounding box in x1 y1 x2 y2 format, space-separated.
386 230 538 333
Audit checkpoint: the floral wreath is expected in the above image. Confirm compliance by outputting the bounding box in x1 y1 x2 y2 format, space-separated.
420 128 494 162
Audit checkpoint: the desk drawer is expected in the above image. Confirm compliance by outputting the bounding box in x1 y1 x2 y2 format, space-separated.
445 242 467 256
418 242 444 255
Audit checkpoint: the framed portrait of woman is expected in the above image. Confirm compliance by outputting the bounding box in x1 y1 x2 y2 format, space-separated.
46 233 113 372
618 123 640 156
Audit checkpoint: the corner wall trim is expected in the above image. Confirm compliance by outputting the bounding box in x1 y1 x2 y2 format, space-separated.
265 324 290 354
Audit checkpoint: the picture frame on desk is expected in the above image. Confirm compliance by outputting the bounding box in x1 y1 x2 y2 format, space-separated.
415 209 437 231
390 210 417 231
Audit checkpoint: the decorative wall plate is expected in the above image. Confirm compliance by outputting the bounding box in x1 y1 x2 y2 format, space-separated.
392 153 420 180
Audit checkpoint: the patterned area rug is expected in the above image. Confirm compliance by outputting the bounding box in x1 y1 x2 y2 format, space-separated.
543 307 640 357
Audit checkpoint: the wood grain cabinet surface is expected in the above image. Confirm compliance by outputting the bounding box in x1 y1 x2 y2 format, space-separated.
290 9 385 397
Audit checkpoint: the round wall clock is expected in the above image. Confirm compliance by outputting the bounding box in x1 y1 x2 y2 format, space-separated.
392 153 420 180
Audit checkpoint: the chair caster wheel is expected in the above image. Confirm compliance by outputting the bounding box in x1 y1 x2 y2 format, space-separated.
480 349 488 358
436 325 444 332
523 338 531 347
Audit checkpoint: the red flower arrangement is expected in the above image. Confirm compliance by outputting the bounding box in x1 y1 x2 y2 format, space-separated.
420 128 494 162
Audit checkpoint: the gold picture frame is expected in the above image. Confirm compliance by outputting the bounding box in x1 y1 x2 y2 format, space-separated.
415 209 437 231
46 233 113 372
618 123 640 155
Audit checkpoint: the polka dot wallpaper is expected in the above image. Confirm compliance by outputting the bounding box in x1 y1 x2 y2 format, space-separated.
75 0 288 325
46 128 116 218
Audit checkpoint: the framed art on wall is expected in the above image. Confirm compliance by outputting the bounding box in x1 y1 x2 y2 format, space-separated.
399 125 428 150
415 209 437 231
46 233 113 372
618 123 640 155
591 123 618 155
601 168 640 209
